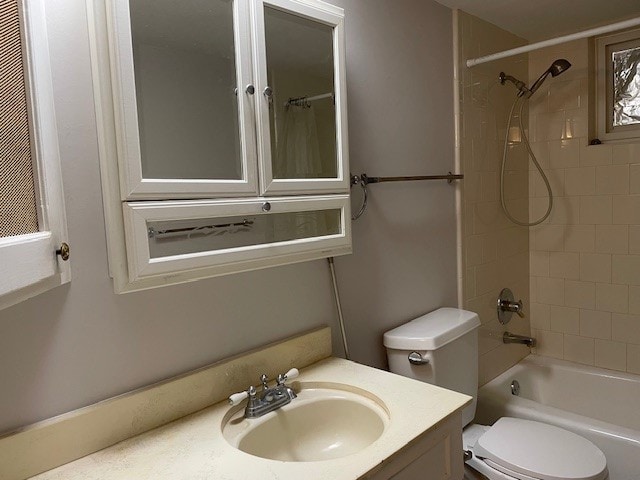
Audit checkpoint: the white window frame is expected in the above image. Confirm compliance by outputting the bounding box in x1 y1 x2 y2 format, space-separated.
595 28 640 142
0 0 70 310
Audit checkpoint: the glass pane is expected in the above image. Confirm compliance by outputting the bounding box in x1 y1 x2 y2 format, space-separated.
264 7 337 179
0 0 39 238
612 45 640 127
147 209 342 258
130 0 243 179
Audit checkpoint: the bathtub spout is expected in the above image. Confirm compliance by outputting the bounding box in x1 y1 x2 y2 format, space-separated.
503 331 536 347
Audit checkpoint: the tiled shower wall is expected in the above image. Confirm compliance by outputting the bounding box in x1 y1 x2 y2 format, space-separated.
456 11 531 385
528 39 640 374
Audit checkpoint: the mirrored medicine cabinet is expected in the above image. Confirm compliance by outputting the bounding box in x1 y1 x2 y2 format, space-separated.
88 0 351 292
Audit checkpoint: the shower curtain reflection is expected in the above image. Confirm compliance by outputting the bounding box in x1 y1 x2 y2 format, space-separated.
274 103 322 178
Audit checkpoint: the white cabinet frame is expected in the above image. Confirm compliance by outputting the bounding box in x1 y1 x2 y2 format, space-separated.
123 195 351 282
252 0 349 195
106 0 259 200
88 0 351 293
0 0 71 310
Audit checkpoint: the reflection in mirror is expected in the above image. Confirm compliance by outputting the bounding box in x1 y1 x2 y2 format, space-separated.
147 210 342 258
129 0 243 180
264 7 337 179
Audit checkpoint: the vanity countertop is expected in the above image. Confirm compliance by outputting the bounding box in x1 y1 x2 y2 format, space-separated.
31 358 471 480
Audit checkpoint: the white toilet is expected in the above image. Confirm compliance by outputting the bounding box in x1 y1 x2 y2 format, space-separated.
383 308 608 480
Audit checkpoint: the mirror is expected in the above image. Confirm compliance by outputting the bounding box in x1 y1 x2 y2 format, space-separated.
129 0 243 180
263 7 338 179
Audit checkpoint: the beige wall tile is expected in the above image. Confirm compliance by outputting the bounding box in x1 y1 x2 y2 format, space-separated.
476 262 499 296
549 305 580 334
612 255 640 286
612 144 640 165
612 313 640 345
549 139 580 168
579 196 612 225
595 165 630 195
530 302 551 330
549 196 579 225
563 334 595 365
564 280 596 309
594 339 626 371
613 195 640 225
532 329 563 358
564 225 595 252
549 251 580 279
579 253 611 283
466 236 484 266
596 283 628 313
537 277 565 306
579 309 611 339
533 225 564 252
580 143 611 166
628 344 640 374
630 286 640 315
564 167 595 196
548 79 582 111
629 164 640 194
530 251 550 277
595 225 628 254
630 226 640 255
564 108 588 139
536 112 566 142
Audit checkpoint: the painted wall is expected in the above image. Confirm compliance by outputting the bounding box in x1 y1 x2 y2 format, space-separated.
0 0 457 433
528 38 640 374
456 11 531 385
330 0 458 368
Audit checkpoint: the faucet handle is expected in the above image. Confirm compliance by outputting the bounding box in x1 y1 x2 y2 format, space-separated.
276 368 299 385
515 300 525 318
228 385 256 406
260 374 269 392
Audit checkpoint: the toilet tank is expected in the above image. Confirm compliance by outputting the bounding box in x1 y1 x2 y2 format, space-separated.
383 308 481 427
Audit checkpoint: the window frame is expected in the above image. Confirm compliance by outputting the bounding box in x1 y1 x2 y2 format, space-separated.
595 28 640 142
0 0 70 310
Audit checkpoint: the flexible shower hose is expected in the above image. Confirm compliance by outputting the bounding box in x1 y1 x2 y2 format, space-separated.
500 96 553 226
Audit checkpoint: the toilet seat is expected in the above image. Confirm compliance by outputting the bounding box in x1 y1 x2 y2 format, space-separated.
472 418 608 480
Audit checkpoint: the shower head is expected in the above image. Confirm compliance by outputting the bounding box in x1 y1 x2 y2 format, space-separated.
529 58 572 96
500 58 572 98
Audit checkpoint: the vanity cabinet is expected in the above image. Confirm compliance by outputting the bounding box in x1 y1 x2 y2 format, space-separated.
89 0 350 292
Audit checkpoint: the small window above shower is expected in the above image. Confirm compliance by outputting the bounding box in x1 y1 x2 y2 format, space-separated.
595 28 640 141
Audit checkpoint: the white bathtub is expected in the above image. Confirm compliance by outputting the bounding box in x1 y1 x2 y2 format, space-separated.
475 355 640 480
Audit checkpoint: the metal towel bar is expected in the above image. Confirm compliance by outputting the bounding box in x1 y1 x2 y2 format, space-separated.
350 172 464 220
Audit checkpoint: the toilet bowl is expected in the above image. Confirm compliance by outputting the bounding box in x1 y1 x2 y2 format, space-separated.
383 308 609 480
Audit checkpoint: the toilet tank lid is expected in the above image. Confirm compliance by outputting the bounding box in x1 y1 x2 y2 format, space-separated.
383 308 480 350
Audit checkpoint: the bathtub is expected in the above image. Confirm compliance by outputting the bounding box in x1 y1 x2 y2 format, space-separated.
475 355 640 480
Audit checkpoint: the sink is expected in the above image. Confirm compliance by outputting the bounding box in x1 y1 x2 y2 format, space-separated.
222 383 389 462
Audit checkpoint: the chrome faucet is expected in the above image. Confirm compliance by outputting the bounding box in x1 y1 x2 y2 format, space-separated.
503 331 536 347
228 368 299 419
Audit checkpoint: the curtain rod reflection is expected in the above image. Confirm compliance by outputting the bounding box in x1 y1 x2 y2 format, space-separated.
285 92 334 108
148 220 254 240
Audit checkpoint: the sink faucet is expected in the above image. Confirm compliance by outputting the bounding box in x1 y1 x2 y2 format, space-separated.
228 368 299 419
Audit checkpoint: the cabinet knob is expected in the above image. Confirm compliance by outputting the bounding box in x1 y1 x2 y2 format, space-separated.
263 86 273 98
56 242 70 261
262 202 271 212
246 84 255 95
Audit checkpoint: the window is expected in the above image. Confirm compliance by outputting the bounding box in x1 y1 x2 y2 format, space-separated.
0 0 70 309
595 28 640 141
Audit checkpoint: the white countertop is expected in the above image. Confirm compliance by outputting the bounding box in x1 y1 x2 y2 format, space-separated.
31 358 471 480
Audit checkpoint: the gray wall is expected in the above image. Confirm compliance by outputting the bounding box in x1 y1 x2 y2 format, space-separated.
333 0 457 367
0 0 455 433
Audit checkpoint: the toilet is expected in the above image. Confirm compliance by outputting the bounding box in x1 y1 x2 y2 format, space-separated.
383 308 608 480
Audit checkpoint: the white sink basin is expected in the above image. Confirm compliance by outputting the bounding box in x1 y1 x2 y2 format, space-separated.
222 383 389 462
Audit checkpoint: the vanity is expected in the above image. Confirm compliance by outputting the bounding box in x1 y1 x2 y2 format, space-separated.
0 328 471 479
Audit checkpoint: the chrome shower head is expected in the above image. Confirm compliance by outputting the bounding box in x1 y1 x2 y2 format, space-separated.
500 58 572 98
529 58 572 96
